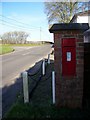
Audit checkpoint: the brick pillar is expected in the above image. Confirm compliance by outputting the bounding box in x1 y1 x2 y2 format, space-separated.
54 31 84 108
49 23 89 108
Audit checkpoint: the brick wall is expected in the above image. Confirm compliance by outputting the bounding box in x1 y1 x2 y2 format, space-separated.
54 30 84 108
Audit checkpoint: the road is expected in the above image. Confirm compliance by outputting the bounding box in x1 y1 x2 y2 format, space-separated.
1 45 52 117
2 45 52 87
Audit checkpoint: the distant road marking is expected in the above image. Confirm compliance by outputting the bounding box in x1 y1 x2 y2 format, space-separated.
22 52 31 56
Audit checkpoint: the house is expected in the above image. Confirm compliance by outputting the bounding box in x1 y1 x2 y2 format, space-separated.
70 10 90 26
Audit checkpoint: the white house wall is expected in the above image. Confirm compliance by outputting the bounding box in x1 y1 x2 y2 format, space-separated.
77 16 88 23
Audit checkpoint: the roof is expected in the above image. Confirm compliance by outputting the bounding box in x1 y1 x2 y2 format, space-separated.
49 23 89 33
70 10 90 23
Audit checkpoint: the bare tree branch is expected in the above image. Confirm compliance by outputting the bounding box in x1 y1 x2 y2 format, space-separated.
44 1 89 24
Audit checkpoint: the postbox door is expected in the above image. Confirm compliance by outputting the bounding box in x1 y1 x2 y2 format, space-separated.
62 38 76 76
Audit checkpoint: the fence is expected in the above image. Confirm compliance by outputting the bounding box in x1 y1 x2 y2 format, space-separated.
22 53 55 104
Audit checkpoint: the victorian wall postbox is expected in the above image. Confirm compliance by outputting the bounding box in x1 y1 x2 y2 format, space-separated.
49 23 89 108
62 38 76 76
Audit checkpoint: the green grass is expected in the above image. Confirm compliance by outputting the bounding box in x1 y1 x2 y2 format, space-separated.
11 43 44 47
0 43 45 55
5 103 86 119
3 61 90 119
0 44 14 55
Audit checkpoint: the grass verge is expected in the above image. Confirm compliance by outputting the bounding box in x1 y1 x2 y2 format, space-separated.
0 44 14 55
0 43 46 55
11 43 44 47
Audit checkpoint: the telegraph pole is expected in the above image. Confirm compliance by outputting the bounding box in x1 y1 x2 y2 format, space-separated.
40 27 41 41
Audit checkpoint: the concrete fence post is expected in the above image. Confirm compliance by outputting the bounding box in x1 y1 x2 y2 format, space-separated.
42 59 45 75
52 71 55 104
48 54 50 64
22 71 29 103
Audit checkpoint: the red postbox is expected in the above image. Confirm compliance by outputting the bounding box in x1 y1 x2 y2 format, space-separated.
62 38 76 76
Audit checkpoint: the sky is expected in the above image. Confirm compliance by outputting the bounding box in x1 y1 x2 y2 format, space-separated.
1 0 89 42
0 2 53 42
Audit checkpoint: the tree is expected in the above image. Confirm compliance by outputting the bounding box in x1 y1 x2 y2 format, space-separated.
1 31 29 44
44 1 89 24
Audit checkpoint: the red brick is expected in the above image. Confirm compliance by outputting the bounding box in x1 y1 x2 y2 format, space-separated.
54 47 61 51
76 52 83 56
54 33 61 40
52 29 84 108
76 39 83 42
77 47 84 51
62 34 74 38
77 59 84 64
71 30 81 34
77 34 84 38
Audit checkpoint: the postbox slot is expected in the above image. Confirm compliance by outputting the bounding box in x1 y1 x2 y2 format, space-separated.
62 38 76 76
